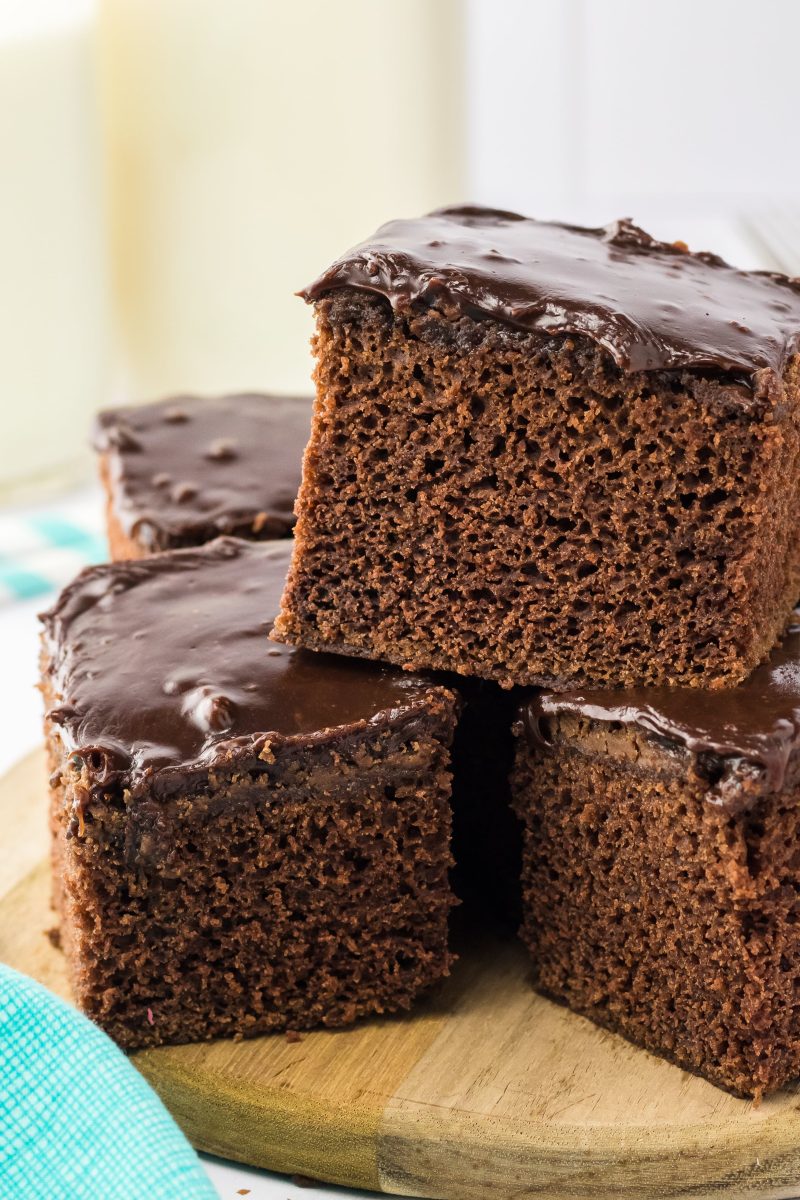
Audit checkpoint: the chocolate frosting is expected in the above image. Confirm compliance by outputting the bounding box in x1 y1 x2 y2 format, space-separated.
518 615 800 806
93 394 311 550
41 539 446 799
302 205 800 379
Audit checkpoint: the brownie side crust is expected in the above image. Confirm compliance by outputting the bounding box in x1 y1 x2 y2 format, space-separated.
511 620 800 1098
41 539 458 1049
93 393 311 557
46 701 456 1050
274 286 800 689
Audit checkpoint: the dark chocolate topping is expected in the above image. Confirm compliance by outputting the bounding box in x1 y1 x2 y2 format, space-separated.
519 615 800 805
93 394 311 549
41 539 445 797
302 205 800 379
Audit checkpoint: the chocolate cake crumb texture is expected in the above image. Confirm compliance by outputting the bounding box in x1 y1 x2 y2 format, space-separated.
512 610 800 1097
42 538 457 1049
275 207 800 689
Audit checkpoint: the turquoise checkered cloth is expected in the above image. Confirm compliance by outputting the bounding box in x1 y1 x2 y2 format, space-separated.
0 493 106 605
0 964 217 1199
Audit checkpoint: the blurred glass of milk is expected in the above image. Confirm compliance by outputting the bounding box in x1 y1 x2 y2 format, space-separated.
0 0 112 502
100 0 465 399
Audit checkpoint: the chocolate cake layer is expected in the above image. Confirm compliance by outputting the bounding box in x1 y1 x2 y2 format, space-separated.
44 539 438 797
42 539 458 1049
520 613 800 807
512 616 800 1098
276 209 800 689
93 393 311 556
302 206 800 378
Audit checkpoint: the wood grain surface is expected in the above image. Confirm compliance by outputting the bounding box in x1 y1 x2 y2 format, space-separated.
3 749 800 1199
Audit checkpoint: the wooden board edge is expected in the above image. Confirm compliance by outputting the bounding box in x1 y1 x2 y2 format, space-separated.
134 1054 383 1192
376 1104 800 1199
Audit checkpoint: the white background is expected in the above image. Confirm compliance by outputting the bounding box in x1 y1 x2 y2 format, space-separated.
468 0 800 220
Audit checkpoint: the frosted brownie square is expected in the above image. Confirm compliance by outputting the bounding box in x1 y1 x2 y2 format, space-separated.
41 539 457 1049
512 617 800 1097
93 393 311 558
275 207 800 689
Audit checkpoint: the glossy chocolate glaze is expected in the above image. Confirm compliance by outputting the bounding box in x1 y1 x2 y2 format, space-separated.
41 539 448 798
519 616 800 805
93 394 311 550
302 206 800 380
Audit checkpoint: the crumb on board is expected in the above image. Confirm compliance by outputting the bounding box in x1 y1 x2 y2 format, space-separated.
285 1029 302 1044
45 926 62 949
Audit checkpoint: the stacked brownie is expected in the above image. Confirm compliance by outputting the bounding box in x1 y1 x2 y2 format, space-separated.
275 207 800 1098
43 209 800 1098
43 538 458 1049
275 208 800 689
44 390 513 1050
513 628 800 1099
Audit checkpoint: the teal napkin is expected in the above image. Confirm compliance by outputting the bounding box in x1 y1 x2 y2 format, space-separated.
0 494 106 605
0 964 218 1199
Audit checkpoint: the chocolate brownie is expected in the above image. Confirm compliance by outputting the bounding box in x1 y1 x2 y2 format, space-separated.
41 538 457 1050
93 393 311 558
274 206 800 689
512 614 800 1098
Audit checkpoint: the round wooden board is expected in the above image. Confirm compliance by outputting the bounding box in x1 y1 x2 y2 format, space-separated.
5 749 800 1199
